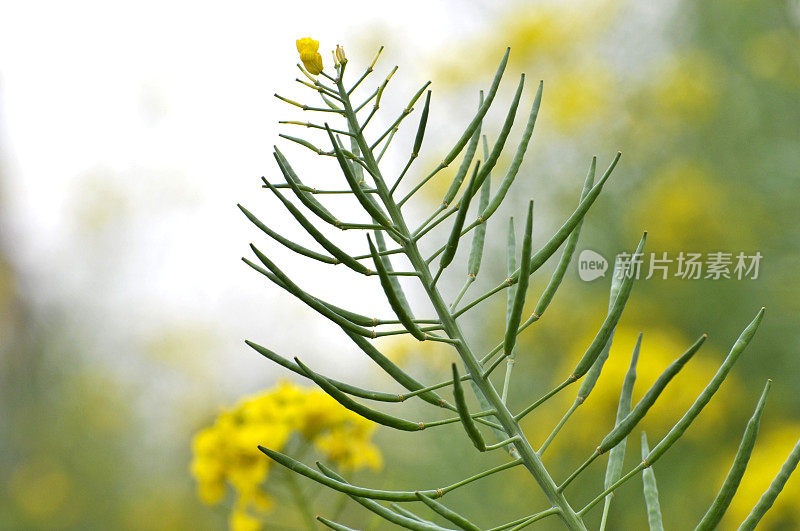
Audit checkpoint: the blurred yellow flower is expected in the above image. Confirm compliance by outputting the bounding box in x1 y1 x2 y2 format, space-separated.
296 37 324 75
190 380 382 529
651 51 722 123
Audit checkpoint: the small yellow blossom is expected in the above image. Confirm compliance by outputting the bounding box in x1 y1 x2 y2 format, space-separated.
296 37 324 75
335 45 346 65
191 380 382 529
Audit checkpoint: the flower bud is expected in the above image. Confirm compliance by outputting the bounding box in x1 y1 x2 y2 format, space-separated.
296 37 324 75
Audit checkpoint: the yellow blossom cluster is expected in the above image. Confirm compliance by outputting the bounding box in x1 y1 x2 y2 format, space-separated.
190 380 382 529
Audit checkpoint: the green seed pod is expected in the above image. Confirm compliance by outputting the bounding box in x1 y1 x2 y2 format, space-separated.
262 180 371 275
316 516 358 531
452 364 486 451
249 245 374 337
571 232 646 380
504 200 533 357
274 147 339 226
390 504 432 524
641 433 664 531
440 161 482 270
325 126 392 227
479 80 543 220
598 333 707 453
412 90 431 156
294 357 422 431
504 216 518 360
646 308 766 466
245 340 402 402
438 48 509 170
367 236 426 341
258 446 439 501
415 492 481 531
471 74 526 192
534 156 596 316
466 137 492 278
238 204 338 264
441 99 482 208
737 435 800 530
696 379 771 530
343 330 450 408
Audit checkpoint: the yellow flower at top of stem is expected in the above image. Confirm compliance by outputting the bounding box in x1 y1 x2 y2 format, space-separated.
296 37 324 75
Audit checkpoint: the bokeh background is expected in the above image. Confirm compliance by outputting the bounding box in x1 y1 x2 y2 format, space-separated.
1 0 799 529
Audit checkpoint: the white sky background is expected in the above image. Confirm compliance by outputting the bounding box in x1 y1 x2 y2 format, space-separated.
0 0 501 429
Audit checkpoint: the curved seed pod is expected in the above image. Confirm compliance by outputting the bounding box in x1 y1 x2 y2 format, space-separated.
646 307 766 466
437 48 509 171
295 357 422 431
412 90 431 156
471 74 526 191
245 340 401 402
415 492 481 531
534 156 596 316
238 204 338 264
571 232 646 380
317 516 359 531
373 229 415 319
505 217 517 359
696 380 772 530
249 245 374 337
274 147 339 226
258 446 441 501
577 255 625 402
511 152 621 282
262 180 371 274
342 330 449 408
452 364 486 451
440 161 482 270
641 433 664 531
316 464 452 531
737 436 800 530
466 138 492 278
504 201 533 357
598 333 707 453
600 333 642 526
442 97 482 208
479 80 543 220
326 126 392 227
367 236 426 341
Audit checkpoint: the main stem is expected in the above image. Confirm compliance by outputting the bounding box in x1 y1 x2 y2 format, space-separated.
334 68 586 531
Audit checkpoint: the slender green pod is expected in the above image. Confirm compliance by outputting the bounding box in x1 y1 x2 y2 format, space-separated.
373 229 416 318
534 156 596 316
452 364 486 451
598 333 707 453
737 435 800 530
479 80 543 220
466 138 492 277
391 503 434 524
600 333 642 529
646 308 766 465
471 74 526 191
440 161 482 270
412 90 431 156
238 204 338 264
641 433 664 531
274 147 339 226
317 463 451 531
342 330 449 408
513 152 621 281
432 49 509 175
504 217 518 359
570 232 646 380
259 445 445 501
262 180 371 274
245 340 402 402
442 99 482 208
326 126 392 227
415 492 482 531
504 201 533 357
696 379 772 530
367 235 426 341
317 516 359 531
294 357 423 431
